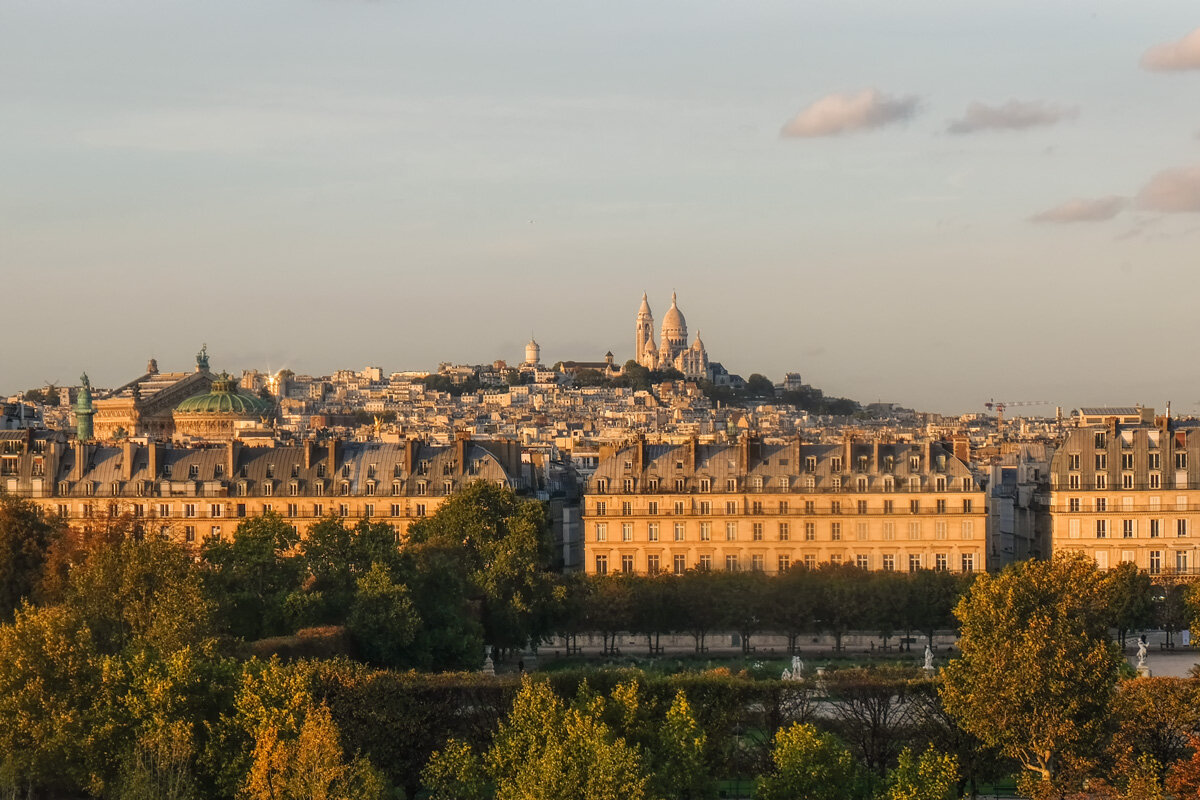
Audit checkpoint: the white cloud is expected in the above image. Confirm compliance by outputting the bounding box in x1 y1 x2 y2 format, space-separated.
780 89 918 138
1141 27 1200 71
1137 166 1200 212
1029 196 1125 223
947 100 1077 134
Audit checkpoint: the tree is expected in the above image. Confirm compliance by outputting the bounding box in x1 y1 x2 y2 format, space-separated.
242 703 388 800
940 553 1121 793
712 570 769 655
407 482 557 654
297 517 401 626
1105 562 1155 650
883 745 959 800
202 512 303 640
586 574 634 656
824 667 924 775
745 374 776 399
755 723 868 800
1108 677 1200 783
0 494 66 620
345 563 419 667
813 563 870 652
767 563 817 654
483 676 651 800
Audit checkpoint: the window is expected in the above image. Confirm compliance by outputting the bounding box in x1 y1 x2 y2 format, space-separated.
595 501 606 516
883 499 894 514
648 501 658 515
753 477 764 491
1122 519 1135 538
804 500 815 514
184 525 195 543
188 464 199 479
1094 432 1106 449
882 554 895 571
805 476 816 489
622 523 633 541
648 523 659 542
961 554 975 573
831 522 841 541
830 501 841 514
726 522 738 541
935 521 948 540
856 500 868 514
778 555 791 572
857 477 868 492
830 457 842 472
805 456 817 471
778 522 790 541
675 478 686 492
1149 551 1162 574
338 503 349 517
699 501 711 515
936 499 946 514
909 499 920 514
1095 474 1107 489
210 503 223 518
314 483 325 497
804 522 816 541
725 501 738 514
1149 452 1162 470
935 553 949 571
726 479 737 491
184 503 196 518
698 554 712 571
1150 473 1162 489
158 503 171 518
856 554 870 569
804 554 817 569
1096 519 1108 538
1121 473 1133 489
751 501 763 515
646 554 660 573
622 478 633 492
415 503 426 517
595 555 608 575
882 522 896 540
210 525 222 540
621 555 634 574
1095 453 1107 470
1178 452 1188 470
752 522 763 540
1177 551 1190 573
935 476 947 492
1069 474 1081 489
1122 453 1135 470
779 500 789 514
648 478 658 492
673 554 687 575
961 521 975 540
1095 498 1107 512
595 523 607 542
725 555 739 572
675 522 687 541
1151 519 1162 538
1068 519 1081 538
1068 497 1081 512
674 501 685 515
962 499 973 513
751 554 764 571
390 504 401 517
856 522 868 541
1178 519 1189 537
621 501 632 516
909 554 922 572
909 521 922 540
699 522 710 541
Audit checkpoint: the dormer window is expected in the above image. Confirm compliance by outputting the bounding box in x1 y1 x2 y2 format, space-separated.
675 478 685 492
341 464 351 479
111 481 120 495
291 465 299 478
443 480 453 494
264 483 273 497
416 481 427 496
910 456 920 470
857 456 868 472
289 481 299 496
214 464 224 479
367 464 376 479
392 481 402 496
648 478 659 492
366 482 376 496
239 465 247 478
830 457 842 473
188 464 199 479
805 456 817 471
675 461 684 470
237 482 248 497
753 477 764 491
266 464 275 479
624 460 633 470
597 478 609 493
726 478 737 491
317 464 326 478
85 482 95 496
340 482 350 496
393 464 402 478
314 483 324 497
857 476 868 492
700 478 711 492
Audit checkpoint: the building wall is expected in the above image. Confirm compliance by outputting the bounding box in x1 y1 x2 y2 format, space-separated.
583 436 986 576
1049 419 1200 577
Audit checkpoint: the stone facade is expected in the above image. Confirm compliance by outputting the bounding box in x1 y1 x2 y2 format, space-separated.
583 435 986 576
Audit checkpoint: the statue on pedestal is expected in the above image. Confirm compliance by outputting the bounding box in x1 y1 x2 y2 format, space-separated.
1137 637 1148 669
924 645 934 672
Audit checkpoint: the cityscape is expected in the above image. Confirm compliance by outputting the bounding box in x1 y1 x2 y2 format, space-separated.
6 1 1200 799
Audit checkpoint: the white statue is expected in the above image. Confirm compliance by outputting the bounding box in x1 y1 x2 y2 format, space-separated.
1137 638 1148 669
781 668 791 681
791 655 805 676
924 645 934 671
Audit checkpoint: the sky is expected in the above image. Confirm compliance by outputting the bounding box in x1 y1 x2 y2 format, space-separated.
3 0 1200 415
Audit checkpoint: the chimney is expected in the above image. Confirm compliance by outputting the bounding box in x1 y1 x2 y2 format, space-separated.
328 438 340 475
303 439 314 469
455 431 469 476
843 432 853 469
872 440 881 472
953 434 970 463
147 441 159 481
226 441 239 482
121 440 134 481
739 433 750 473
404 437 418 475
689 435 698 471
71 440 87 482
791 435 801 470
635 434 646 474
924 439 933 468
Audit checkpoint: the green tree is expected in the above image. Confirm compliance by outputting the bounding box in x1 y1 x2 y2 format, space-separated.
1108 677 1200 783
755 723 867 800
940 553 1121 793
767 563 817 654
485 677 651 800
64 533 214 654
297 517 401 626
345 563 420 667
884 745 959 800
407 482 556 654
422 739 489 800
0 603 97 796
0 493 66 620
1105 562 1155 650
202 512 303 640
745 373 776 399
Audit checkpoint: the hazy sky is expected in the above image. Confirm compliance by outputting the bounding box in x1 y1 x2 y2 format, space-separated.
4 1 1200 414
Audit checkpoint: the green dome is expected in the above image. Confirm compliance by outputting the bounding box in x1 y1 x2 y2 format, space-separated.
175 374 274 416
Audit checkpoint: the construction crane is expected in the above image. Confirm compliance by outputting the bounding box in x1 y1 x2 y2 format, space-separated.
984 399 1050 429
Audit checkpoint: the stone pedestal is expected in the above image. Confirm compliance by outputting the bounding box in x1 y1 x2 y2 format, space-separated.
1137 665 1152 678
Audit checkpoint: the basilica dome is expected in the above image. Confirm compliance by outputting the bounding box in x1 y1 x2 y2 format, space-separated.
173 373 274 440
661 292 687 337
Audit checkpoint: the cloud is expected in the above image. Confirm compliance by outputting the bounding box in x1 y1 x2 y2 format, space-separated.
1137 166 1200 212
947 100 1077 134
1030 196 1126 223
1141 27 1200 71
780 89 918 138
